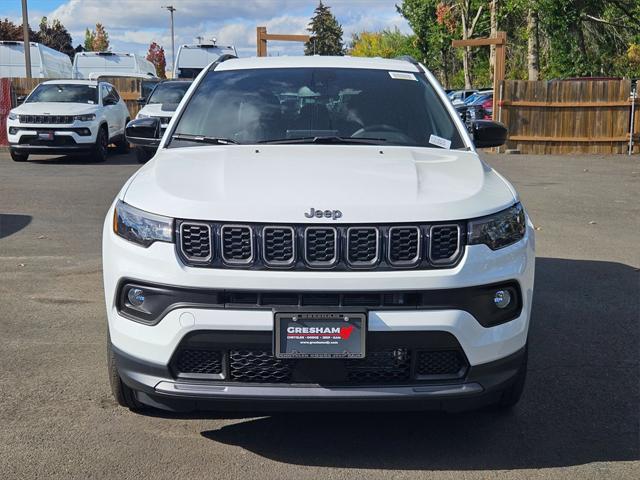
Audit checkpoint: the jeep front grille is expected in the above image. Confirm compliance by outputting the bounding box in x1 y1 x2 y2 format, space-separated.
177 221 464 270
19 114 74 124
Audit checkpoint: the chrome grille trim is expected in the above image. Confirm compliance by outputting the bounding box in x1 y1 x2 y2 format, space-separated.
387 226 422 267
262 226 296 267
179 222 213 262
346 226 380 267
304 226 338 267
428 224 462 264
220 224 254 265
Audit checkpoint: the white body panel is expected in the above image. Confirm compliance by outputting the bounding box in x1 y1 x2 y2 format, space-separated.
0 41 72 78
72 52 156 79
173 44 236 78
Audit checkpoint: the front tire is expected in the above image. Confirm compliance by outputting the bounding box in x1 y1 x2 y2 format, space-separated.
10 149 28 162
107 338 144 411
91 126 109 163
114 121 130 153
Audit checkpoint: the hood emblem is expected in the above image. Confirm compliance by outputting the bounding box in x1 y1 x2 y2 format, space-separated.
305 208 343 220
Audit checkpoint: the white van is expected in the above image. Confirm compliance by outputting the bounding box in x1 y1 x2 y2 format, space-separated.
173 43 237 79
0 41 72 78
73 52 157 80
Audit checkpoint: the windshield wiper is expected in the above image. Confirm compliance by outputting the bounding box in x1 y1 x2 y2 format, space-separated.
171 133 239 145
258 136 387 145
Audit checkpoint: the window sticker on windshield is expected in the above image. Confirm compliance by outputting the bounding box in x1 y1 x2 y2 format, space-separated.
429 134 451 149
389 71 417 81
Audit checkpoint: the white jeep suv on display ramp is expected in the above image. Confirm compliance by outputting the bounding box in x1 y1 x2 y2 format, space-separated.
105 56 535 413
6 79 130 162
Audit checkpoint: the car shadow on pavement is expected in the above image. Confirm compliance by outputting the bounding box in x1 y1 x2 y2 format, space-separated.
0 214 32 239
27 150 140 166
198 257 639 470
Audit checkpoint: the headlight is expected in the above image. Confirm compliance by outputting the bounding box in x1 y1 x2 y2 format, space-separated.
468 203 526 250
113 200 173 247
8 112 18 120
136 113 149 119
75 113 96 122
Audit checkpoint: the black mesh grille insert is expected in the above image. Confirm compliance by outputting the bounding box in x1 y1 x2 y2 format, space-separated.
347 227 378 265
221 226 252 263
345 349 411 384
263 227 294 265
19 114 74 124
388 227 420 265
175 349 222 375
305 228 337 265
229 350 292 382
416 350 465 376
430 225 460 263
180 223 212 260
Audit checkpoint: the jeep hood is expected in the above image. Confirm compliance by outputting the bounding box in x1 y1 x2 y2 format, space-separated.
123 145 517 223
13 102 98 115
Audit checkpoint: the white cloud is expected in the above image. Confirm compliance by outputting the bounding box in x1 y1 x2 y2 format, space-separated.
41 0 410 57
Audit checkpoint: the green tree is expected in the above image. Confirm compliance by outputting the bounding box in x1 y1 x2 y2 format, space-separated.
37 17 74 59
304 1 345 56
83 28 94 50
83 23 109 51
349 29 421 60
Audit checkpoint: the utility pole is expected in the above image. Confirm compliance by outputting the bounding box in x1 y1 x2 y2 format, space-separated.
163 5 176 74
21 0 32 79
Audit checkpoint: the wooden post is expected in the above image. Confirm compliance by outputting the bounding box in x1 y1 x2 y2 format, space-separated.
256 26 310 57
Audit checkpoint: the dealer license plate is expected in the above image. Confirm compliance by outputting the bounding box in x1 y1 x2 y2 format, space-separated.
38 131 54 141
274 312 366 359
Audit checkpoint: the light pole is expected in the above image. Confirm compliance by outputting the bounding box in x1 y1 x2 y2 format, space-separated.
163 5 176 76
21 0 32 79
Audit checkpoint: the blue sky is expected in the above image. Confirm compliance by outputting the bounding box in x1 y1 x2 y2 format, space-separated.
3 0 411 60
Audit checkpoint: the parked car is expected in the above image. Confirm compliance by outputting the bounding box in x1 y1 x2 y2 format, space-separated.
0 41 72 78
173 42 237 79
133 79 192 163
6 79 130 162
73 51 157 80
447 89 477 106
456 90 494 128
109 55 533 414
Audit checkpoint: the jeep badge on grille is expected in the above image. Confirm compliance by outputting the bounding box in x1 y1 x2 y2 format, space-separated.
304 208 343 220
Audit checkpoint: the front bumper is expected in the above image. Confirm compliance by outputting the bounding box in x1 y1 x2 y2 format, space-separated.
7 121 98 154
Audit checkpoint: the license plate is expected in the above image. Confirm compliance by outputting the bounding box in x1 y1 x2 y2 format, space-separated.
38 131 54 141
274 312 366 359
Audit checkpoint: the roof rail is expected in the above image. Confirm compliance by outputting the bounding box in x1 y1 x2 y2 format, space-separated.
395 55 420 66
208 54 238 71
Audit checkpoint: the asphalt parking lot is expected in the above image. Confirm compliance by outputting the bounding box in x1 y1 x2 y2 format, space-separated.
0 149 638 479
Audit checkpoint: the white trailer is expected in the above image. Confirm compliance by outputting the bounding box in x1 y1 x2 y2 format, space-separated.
73 52 157 80
173 43 237 79
0 41 72 78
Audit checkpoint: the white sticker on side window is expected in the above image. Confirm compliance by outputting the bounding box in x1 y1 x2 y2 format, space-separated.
429 134 452 149
389 71 417 81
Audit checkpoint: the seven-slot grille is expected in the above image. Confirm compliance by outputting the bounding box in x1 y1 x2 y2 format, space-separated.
19 114 74 124
177 221 462 270
221 225 253 264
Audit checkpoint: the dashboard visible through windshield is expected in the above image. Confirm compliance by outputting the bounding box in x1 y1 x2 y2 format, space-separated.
171 67 465 148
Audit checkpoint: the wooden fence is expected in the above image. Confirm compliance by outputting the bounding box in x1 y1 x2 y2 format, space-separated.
8 76 154 119
499 79 639 154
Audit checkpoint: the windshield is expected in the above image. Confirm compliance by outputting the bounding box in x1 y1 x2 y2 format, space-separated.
172 67 465 148
148 82 190 105
26 84 98 104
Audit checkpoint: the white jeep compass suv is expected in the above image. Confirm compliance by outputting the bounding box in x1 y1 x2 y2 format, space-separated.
6 79 129 162
104 56 535 413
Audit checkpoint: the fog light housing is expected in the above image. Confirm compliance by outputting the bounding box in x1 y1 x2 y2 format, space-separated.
493 289 512 309
8 127 18 135
127 288 145 307
76 128 92 136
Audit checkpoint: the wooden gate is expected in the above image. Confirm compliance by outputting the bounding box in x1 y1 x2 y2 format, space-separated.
499 79 639 154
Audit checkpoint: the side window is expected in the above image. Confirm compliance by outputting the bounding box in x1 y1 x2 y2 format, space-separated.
109 86 120 102
101 84 110 105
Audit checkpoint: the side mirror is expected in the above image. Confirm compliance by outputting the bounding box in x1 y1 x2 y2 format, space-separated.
136 97 147 105
16 95 27 105
125 117 161 147
472 120 507 148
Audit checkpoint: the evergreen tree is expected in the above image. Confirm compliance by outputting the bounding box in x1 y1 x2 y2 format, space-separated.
304 2 344 56
92 23 110 52
83 28 94 50
37 17 74 59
